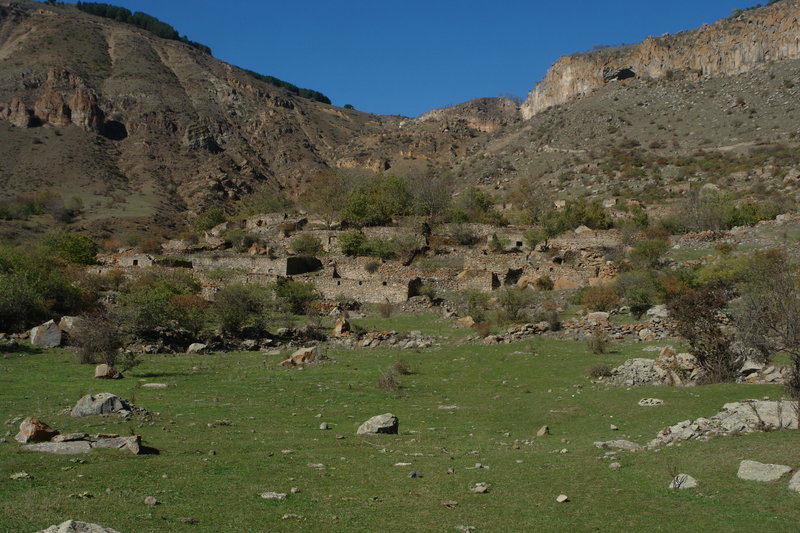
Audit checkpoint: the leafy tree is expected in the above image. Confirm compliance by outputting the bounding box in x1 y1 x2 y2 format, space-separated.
41 232 98 265
291 234 323 256
193 207 227 233
341 174 412 227
338 230 367 256
271 278 317 315
212 283 271 335
629 238 669 268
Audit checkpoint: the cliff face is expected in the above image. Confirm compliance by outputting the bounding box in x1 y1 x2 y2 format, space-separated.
521 0 800 119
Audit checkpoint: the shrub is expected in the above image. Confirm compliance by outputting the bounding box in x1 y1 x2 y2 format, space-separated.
272 278 317 315
212 283 272 336
193 207 227 233
70 312 125 367
581 286 620 312
588 364 613 378
364 260 381 273
534 276 554 291
629 238 669 268
391 359 413 375
449 223 479 245
291 234 322 256
523 228 547 250
668 288 739 383
41 232 98 265
0 243 93 332
587 331 610 354
497 286 535 322
377 300 392 318
377 368 400 391
338 230 367 256
225 229 256 252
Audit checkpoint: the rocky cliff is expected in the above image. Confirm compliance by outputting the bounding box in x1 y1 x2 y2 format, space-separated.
521 0 800 119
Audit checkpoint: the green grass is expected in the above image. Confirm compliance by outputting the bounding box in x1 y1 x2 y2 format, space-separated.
1 334 798 532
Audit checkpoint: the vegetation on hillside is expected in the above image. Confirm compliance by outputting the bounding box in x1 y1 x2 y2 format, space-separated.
75 2 212 54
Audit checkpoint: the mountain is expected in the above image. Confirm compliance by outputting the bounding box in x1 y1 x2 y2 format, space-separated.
1 0 800 241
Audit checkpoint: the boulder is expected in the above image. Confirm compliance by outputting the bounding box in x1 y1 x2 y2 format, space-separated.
71 393 128 417
91 435 141 455
94 364 122 379
593 440 642 451
638 328 656 341
585 312 609 324
610 358 668 386
789 471 800 493
58 316 82 337
669 474 698 489
7 97 33 128
36 520 121 533
356 413 399 435
29 320 62 348
646 304 669 320
332 318 351 337
536 425 550 437
737 460 792 482
186 343 208 354
34 89 70 126
22 441 92 455
281 346 323 367
457 316 475 328
15 417 59 443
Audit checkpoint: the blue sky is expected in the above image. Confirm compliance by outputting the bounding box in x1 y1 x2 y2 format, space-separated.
69 1 759 116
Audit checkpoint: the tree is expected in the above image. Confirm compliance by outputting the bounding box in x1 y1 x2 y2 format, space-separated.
42 232 98 265
211 283 271 336
733 252 800 403
271 278 317 315
193 206 227 233
668 288 739 383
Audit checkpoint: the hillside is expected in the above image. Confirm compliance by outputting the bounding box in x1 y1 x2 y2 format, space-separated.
1 0 800 241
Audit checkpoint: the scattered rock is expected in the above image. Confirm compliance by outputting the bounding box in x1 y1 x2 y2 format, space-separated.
442 500 459 509
319 422 329 430
280 346 326 367
556 494 570 503
586 312 609 324
141 383 167 389
737 460 793 482
638 398 664 406
35 520 121 533
186 343 208 354
332 318 351 337
29 320 61 348
71 393 139 417
15 417 59 443
260 491 288 500
356 413 399 435
609 462 621 470
789 471 800 493
470 482 490 494
650 400 799 447
10 471 31 480
22 441 92 454
610 424 619 431
536 425 550 437
94 364 122 380
669 474 699 489
408 471 423 478
144 496 159 505
594 440 642 451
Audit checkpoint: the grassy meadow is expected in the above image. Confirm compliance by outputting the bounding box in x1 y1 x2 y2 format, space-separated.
1 313 799 532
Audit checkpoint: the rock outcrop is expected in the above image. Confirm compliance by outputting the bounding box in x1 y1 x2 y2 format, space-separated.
521 1 800 118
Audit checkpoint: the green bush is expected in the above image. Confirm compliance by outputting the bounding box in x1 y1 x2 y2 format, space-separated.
340 175 412 227
291 234 323 256
339 230 367 256
212 283 271 336
581 286 620 312
0 243 93 332
224 229 256 252
629 238 669 268
41 233 98 265
193 207 227 233
272 278 317 315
